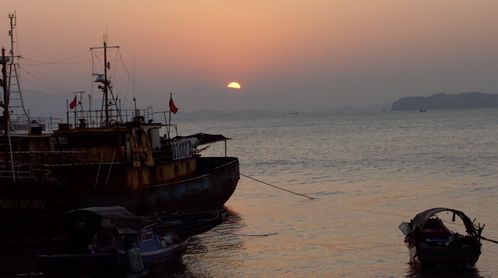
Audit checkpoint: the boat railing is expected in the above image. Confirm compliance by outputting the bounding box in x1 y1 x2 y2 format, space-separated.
1 116 64 134
68 107 154 128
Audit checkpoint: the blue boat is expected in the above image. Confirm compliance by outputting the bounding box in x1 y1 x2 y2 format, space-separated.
36 207 189 276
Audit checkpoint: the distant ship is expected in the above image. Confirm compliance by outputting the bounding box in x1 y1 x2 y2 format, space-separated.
0 17 239 235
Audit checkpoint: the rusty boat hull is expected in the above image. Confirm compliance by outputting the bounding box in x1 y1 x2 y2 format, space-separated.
0 156 239 235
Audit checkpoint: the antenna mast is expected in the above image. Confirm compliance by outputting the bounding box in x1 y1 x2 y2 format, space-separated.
1 48 15 180
91 37 119 126
1 48 9 136
7 13 29 127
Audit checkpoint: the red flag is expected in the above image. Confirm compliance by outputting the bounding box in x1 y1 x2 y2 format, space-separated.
169 96 179 114
69 96 77 110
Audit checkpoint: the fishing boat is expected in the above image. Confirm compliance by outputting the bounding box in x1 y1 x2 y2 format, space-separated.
36 206 189 275
399 208 484 267
0 18 239 235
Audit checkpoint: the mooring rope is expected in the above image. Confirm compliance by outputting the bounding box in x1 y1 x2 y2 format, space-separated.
480 236 498 244
240 173 315 200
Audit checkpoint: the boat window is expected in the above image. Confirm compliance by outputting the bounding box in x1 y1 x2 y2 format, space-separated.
171 139 193 160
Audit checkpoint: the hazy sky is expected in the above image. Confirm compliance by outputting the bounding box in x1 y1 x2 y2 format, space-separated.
3 0 498 112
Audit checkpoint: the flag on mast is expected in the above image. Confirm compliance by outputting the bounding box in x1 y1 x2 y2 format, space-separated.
169 94 179 114
69 95 77 110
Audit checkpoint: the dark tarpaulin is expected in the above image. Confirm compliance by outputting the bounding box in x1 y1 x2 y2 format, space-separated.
65 206 145 234
174 133 230 146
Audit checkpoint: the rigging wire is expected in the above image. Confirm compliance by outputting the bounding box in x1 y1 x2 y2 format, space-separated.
86 48 157 109
13 43 156 112
91 51 104 74
22 49 91 65
108 51 129 105
117 52 155 105
18 67 71 94
111 50 132 108
22 58 91 66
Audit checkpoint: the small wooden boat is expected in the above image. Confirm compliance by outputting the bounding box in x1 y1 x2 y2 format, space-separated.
36 207 189 276
399 208 484 267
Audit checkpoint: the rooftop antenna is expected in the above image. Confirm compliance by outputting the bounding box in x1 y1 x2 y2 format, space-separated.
7 12 29 128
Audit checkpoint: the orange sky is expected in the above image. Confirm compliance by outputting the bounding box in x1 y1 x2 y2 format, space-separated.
3 1 498 113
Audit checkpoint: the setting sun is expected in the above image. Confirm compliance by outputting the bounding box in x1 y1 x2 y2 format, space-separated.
227 81 241 89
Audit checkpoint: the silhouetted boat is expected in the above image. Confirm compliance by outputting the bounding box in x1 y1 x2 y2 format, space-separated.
399 208 484 267
0 36 239 236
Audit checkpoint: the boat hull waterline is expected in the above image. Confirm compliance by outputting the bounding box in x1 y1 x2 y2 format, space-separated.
0 157 239 234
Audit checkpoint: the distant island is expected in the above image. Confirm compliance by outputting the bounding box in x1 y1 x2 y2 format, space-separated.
391 92 498 111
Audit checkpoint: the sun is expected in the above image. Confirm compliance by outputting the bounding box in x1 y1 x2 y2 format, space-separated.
227 81 241 89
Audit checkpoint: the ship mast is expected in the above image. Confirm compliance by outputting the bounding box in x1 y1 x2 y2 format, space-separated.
7 13 29 126
90 38 119 126
1 49 9 136
1 48 15 180
104 41 109 122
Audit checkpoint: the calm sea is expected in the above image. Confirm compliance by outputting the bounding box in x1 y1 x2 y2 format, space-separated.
5 109 498 277
172 109 498 278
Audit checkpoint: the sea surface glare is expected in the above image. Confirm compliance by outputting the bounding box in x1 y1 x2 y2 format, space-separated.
175 109 498 278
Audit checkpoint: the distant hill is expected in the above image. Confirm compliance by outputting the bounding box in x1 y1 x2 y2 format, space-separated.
391 92 498 111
